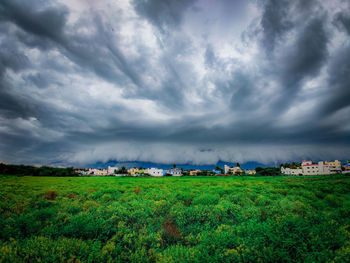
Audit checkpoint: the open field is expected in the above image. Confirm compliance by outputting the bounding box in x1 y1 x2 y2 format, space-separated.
0 175 350 262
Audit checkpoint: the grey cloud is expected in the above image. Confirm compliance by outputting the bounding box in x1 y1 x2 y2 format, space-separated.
282 17 328 87
0 0 68 41
334 11 350 35
260 0 293 52
132 0 196 30
320 44 350 116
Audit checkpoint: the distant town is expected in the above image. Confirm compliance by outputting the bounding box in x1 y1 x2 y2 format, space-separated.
74 160 350 177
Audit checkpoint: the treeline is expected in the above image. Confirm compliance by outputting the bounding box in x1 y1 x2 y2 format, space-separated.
0 163 76 177
255 167 281 176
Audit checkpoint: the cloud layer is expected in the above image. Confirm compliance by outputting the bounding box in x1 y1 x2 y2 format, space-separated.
0 0 349 166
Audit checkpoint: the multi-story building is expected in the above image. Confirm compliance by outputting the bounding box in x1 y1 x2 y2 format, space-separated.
281 167 302 176
325 160 341 174
190 169 201 176
107 166 119 175
302 161 330 175
166 168 182 176
146 168 163 177
224 165 243 175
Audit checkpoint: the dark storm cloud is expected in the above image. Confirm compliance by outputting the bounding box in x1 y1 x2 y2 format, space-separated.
320 44 350 116
0 0 68 42
0 0 349 166
260 0 293 52
132 0 195 30
272 16 329 112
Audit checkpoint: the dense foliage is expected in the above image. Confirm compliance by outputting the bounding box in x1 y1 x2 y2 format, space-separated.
0 175 349 262
0 163 76 177
255 167 281 176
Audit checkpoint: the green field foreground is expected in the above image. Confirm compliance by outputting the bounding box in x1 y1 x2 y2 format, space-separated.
1 176 350 263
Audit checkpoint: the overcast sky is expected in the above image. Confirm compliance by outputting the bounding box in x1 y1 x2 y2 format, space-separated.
0 0 350 166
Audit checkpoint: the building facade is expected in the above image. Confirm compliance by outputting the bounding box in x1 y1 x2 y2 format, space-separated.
325 160 341 174
224 165 243 175
146 168 163 177
107 166 119 175
166 168 182 176
245 169 257 175
129 168 140 176
302 161 330 175
281 167 303 175
88 168 108 176
190 170 201 176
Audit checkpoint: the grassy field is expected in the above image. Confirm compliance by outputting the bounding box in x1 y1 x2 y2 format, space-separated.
0 175 350 263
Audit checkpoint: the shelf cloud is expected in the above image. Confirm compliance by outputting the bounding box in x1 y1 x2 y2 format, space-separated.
0 0 349 166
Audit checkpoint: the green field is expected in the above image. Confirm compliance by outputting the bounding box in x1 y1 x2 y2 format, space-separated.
1 175 350 262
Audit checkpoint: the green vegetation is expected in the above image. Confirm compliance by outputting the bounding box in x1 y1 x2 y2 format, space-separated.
0 163 76 177
0 175 350 262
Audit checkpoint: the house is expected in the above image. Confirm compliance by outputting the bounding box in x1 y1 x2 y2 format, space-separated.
302 161 330 175
166 168 182 176
212 169 222 175
325 160 341 174
107 166 119 175
146 168 163 177
74 168 87 175
129 168 140 176
245 169 257 175
190 169 201 176
281 166 302 176
224 165 243 175
87 168 97 175
88 168 108 176
343 162 350 174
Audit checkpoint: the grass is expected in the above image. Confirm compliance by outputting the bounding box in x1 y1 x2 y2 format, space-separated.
0 175 350 262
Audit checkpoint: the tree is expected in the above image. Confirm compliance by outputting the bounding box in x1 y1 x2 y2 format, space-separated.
236 163 240 167
117 166 127 174
173 164 177 168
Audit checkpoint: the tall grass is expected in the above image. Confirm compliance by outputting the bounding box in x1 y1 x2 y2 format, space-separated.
0 175 349 262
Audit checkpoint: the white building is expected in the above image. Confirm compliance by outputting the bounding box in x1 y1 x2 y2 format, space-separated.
166 168 182 176
281 167 303 176
302 161 330 175
107 166 119 175
224 165 243 175
146 168 163 177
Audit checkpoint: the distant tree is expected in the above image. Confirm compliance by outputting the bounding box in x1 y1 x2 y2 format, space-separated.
236 163 240 167
255 167 264 173
173 164 177 168
117 166 127 174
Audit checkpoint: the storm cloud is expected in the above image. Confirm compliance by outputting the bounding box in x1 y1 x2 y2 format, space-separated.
0 0 349 166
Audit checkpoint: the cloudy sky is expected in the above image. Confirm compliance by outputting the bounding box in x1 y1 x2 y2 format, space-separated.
0 0 350 166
